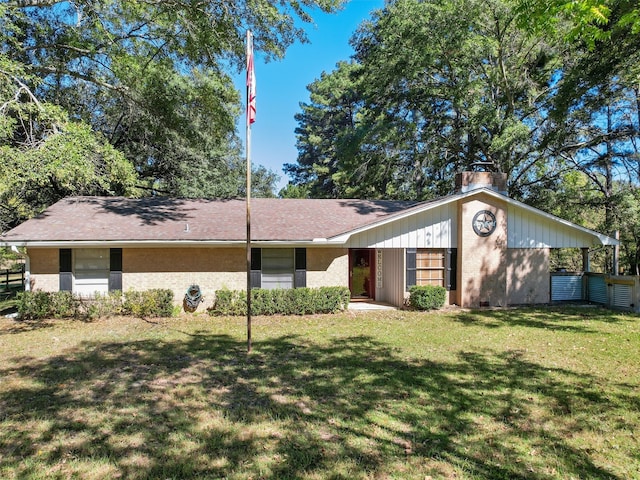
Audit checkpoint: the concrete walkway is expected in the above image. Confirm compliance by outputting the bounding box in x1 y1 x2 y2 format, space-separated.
348 301 397 311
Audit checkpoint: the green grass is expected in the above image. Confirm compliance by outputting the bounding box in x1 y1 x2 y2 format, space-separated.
0 307 638 479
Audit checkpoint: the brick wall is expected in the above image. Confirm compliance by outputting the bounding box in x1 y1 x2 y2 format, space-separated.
455 171 508 194
506 248 550 304
306 247 348 288
26 248 59 292
458 193 508 307
23 247 348 306
124 247 348 308
123 247 246 307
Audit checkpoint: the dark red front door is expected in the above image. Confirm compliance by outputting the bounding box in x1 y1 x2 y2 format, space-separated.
349 249 375 300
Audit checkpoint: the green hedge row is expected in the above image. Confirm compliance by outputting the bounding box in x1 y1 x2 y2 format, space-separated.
15 289 174 320
122 289 174 318
408 285 446 310
209 286 351 316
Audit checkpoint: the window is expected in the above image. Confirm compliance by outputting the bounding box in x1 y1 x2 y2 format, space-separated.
73 248 110 296
416 249 445 286
60 248 121 294
407 248 457 291
261 248 295 290
251 248 306 290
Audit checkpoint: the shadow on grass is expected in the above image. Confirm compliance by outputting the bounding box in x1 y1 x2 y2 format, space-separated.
0 331 636 479
453 306 632 332
0 300 18 317
0 319 59 336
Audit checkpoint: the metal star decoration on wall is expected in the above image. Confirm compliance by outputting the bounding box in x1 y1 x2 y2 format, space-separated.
472 210 497 237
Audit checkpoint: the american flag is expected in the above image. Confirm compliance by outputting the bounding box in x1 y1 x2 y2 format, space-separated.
246 31 256 125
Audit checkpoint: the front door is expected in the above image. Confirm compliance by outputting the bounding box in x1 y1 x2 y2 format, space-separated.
349 249 375 300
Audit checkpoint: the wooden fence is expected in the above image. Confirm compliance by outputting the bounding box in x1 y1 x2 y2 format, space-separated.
0 264 25 299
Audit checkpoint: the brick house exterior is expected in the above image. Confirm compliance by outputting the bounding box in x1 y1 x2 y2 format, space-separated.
0 174 617 309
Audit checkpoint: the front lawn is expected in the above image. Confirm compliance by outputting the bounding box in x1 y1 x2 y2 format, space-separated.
0 307 638 479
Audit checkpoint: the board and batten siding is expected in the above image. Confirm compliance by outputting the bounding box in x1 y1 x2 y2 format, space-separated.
507 206 602 248
346 203 458 249
376 248 405 307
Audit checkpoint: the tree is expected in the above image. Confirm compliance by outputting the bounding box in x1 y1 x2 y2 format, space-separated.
0 109 140 232
0 52 139 231
616 185 640 274
288 0 640 271
516 0 640 243
278 183 311 199
548 84 640 234
291 0 566 200
1 0 345 199
285 61 363 198
516 0 640 48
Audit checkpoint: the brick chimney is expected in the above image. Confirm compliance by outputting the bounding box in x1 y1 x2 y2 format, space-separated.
455 171 508 195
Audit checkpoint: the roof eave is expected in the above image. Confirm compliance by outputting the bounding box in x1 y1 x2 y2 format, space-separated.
327 188 619 247
494 190 619 246
0 239 345 248
327 191 468 243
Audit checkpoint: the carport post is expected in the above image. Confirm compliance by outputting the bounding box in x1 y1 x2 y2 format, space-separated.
582 248 590 273
613 230 619 275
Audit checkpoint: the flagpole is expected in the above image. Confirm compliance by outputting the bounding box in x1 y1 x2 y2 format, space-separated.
245 30 255 354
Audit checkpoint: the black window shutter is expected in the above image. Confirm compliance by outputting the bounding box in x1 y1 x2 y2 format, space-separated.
446 248 457 291
295 248 307 288
406 248 417 291
60 249 72 272
250 248 261 289
109 248 123 292
110 248 122 271
59 249 72 291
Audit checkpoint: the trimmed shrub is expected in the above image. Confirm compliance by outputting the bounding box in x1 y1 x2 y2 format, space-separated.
86 291 125 320
211 288 247 316
49 291 82 318
122 289 174 318
292 287 315 315
16 291 54 319
408 285 446 310
208 286 351 316
15 289 173 319
315 286 352 313
251 288 278 315
16 290 82 319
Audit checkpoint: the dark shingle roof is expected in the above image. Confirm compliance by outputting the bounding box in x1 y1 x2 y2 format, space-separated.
1 196 420 243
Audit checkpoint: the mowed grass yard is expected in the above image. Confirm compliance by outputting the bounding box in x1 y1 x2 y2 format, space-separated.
0 307 638 480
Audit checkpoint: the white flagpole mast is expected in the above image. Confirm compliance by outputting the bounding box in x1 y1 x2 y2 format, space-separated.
245 30 255 353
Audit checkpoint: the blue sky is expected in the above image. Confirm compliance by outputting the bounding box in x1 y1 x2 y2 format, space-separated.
234 0 385 191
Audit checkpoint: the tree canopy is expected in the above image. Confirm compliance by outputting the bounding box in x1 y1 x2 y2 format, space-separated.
0 0 345 229
287 0 640 272
289 0 567 199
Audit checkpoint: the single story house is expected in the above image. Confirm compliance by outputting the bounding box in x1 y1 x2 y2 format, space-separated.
0 172 618 309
